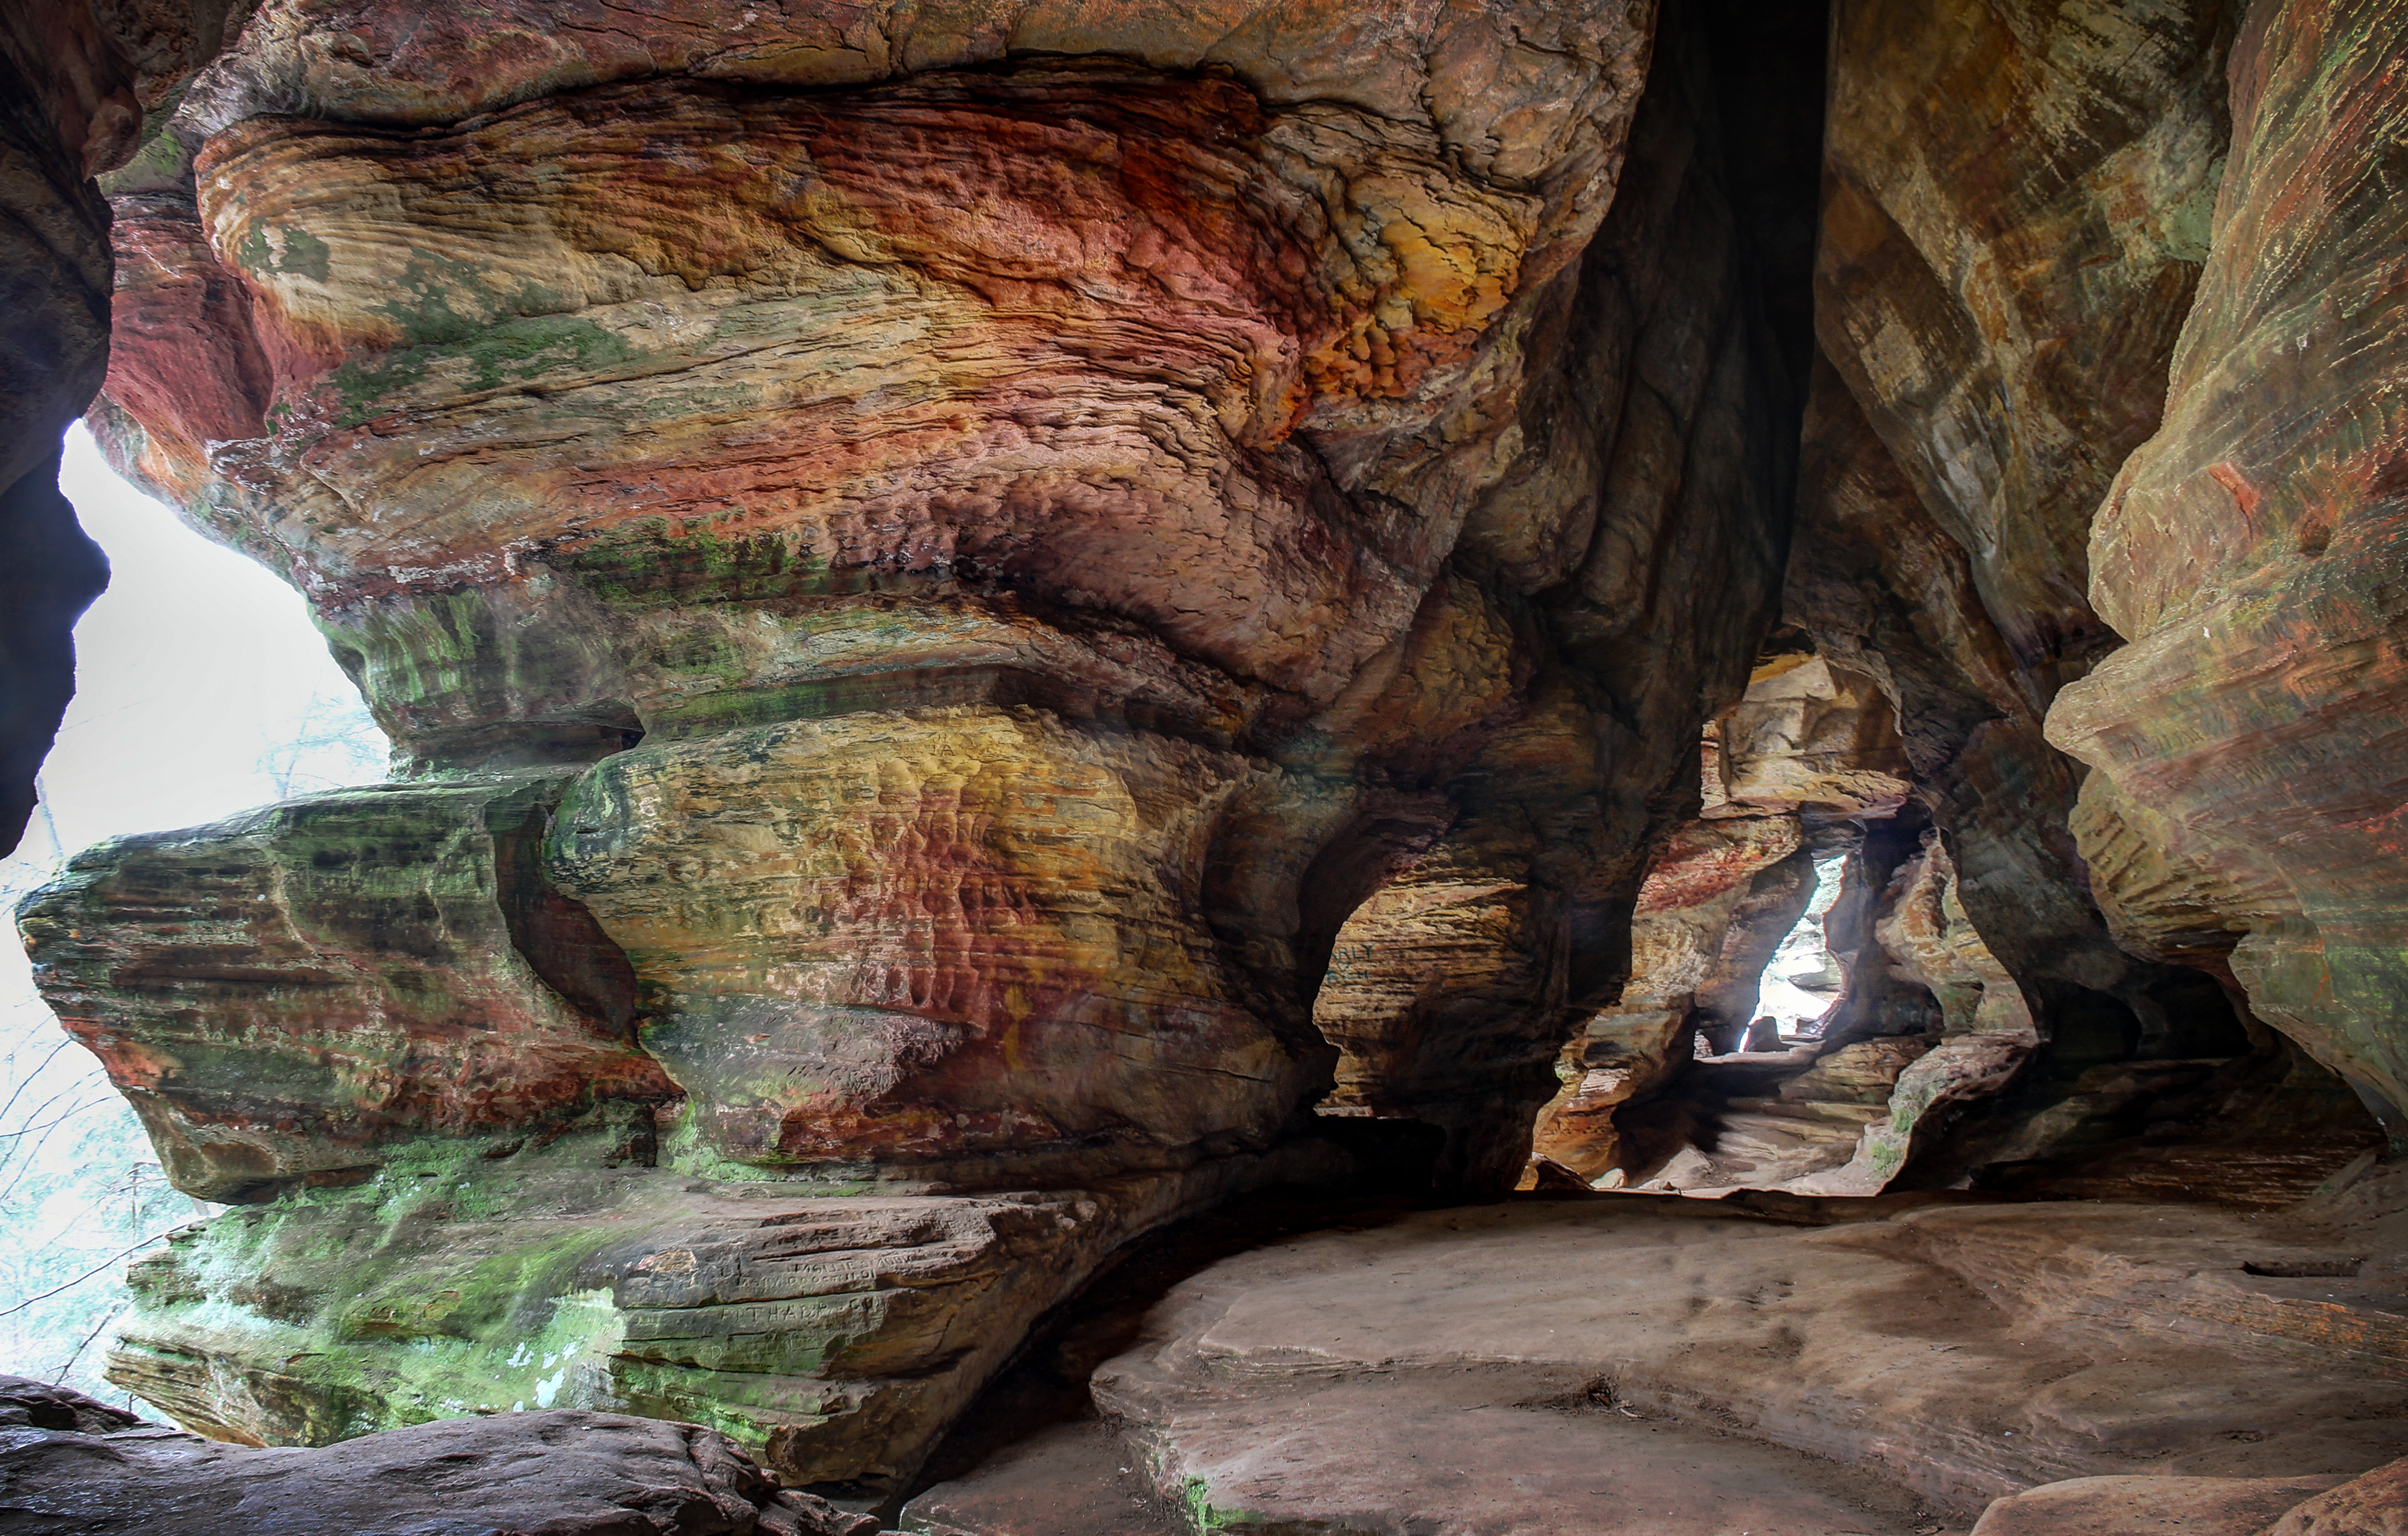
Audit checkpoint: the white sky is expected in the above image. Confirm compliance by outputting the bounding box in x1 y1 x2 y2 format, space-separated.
5 420 389 1090
1759 850 1850 1033
18 425 385 867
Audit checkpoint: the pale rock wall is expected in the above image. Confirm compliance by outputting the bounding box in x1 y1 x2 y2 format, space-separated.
2048 0 2408 1146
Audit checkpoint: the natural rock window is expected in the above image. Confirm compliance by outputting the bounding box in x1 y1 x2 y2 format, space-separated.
1751 847 1850 1044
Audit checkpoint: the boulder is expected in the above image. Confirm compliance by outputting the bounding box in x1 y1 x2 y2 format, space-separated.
0 1375 875 1536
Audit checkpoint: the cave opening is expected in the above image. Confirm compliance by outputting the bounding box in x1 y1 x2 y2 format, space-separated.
1720 842 1849 1052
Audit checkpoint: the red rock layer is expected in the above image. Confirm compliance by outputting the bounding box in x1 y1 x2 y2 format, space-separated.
16 0 1821 1487
2050 0 2408 1139
48 0 1820 1209
22 777 677 1200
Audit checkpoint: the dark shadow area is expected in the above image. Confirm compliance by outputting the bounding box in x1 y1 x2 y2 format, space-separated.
903 1181 1431 1515
1903 1024 2386 1209
0 446 110 855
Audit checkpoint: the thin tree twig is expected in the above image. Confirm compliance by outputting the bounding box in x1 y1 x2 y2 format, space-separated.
0 1095 113 1144
0 1078 95 1143
0 1098 118 1208
0 1039 74 1131
0 1230 173 1319
19 1164 162 1264
50 1300 127 1385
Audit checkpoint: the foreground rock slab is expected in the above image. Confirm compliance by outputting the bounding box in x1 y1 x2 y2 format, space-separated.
1088 1195 2408 1531
1965 1472 2345 1536
897 1422 1183 1536
0 1376 873 1536
1123 1374 1947 1536
2265 1458 2408 1535
1967 1458 2408 1536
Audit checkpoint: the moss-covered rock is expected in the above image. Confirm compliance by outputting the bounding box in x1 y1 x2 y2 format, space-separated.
18 773 675 1201
108 1119 1319 1498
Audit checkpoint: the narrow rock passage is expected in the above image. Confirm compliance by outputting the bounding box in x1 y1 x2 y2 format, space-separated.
9 0 2408 1529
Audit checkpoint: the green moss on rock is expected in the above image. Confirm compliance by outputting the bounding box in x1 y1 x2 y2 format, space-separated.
328 313 636 425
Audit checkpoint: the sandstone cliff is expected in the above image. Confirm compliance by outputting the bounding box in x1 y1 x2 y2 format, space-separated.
2050 0 2408 1146
19 0 1810 1499
7 0 2406 1519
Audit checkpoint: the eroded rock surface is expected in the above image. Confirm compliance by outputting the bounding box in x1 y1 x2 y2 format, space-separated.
104 1121 1338 1495
2266 1457 2408 1536
1966 1456 2408 1536
1524 641 1956 1196
2047 0 2408 1143
0 1374 872 1535
15 0 2408 1521
19 0 1826 1499
1779 0 2319 1183
1524 805 1806 1185
21 775 674 1201
1090 1193 2408 1532
1799 0 2234 1016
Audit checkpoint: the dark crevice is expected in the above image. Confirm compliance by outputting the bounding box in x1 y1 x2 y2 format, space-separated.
0 446 111 856
485 785 642 1040
899 1181 1431 1519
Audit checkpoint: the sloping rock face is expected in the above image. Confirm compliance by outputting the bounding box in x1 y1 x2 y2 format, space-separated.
20 0 1812 1501
0 1374 873 1536
1089 1193 2408 1529
1786 0 2255 1108
2048 0 2408 1146
1781 0 2405 1190
104 1129 1304 1494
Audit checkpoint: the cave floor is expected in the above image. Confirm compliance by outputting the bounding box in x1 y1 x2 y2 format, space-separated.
902 1180 2408 1536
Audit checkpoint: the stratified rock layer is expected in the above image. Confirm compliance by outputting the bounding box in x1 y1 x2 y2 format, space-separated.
543 707 1301 1186
101 1122 1338 1495
0 1374 870 1536
24 0 1822 1498
19 0 2408 1516
22 774 673 1201
1524 641 1939 1196
2049 0 2408 1143
1788 0 2264 1131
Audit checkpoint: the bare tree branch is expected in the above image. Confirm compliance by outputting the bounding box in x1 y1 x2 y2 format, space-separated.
0 1231 176 1319
50 1301 126 1385
0 1039 74 1131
